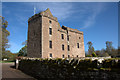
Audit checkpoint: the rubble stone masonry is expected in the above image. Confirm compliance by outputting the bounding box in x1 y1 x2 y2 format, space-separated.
27 8 85 58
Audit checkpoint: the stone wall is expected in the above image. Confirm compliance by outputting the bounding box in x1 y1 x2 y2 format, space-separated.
18 57 120 79
27 8 85 58
27 15 42 58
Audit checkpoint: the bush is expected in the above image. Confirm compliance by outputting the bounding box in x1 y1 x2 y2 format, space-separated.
92 52 97 57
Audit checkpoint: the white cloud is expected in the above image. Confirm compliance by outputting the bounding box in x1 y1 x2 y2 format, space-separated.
27 2 107 29
80 3 105 29
29 2 74 21
15 14 28 26
6 41 21 53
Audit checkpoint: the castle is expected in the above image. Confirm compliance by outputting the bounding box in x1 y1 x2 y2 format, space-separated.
27 8 85 58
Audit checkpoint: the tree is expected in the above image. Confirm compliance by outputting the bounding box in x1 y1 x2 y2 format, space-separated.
95 50 101 56
18 45 27 57
106 41 113 55
18 40 27 57
92 52 97 57
1 16 10 50
87 41 95 55
1 16 10 59
22 40 27 46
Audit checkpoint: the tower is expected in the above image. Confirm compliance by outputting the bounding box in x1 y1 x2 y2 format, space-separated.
27 8 85 58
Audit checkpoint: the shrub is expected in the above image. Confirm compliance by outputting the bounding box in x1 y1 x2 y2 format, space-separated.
92 52 97 57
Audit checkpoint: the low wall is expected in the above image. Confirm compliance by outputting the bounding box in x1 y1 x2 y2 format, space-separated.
18 57 120 79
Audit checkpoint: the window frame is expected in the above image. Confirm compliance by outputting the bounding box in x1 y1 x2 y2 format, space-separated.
67 36 69 41
62 54 64 58
77 55 78 57
62 44 64 50
49 28 52 35
49 20 52 24
68 55 70 58
50 53 52 57
77 43 79 48
49 41 52 48
61 34 64 39
68 45 70 51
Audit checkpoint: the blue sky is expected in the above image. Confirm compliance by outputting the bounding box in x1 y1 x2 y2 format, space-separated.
2 2 118 53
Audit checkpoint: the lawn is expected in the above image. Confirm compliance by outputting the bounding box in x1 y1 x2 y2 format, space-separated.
0 61 14 63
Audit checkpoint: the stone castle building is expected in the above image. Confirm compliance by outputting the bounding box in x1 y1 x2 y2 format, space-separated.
27 8 85 58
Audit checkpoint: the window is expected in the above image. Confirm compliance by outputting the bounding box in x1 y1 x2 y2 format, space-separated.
49 41 52 48
33 43 35 47
49 28 52 35
62 55 64 58
50 53 52 57
79 37 81 39
67 36 69 41
33 30 35 36
49 20 52 24
68 55 70 58
77 55 78 57
68 45 70 51
62 44 64 50
61 34 64 39
77 43 79 48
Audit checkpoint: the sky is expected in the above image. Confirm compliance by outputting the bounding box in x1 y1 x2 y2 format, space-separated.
2 2 118 53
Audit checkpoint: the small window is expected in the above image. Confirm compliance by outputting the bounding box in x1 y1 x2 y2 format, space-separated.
79 37 81 39
62 44 64 50
61 34 64 39
67 36 69 41
77 43 79 48
68 55 70 58
33 30 35 36
50 53 52 57
49 20 52 24
49 41 52 48
68 45 70 51
49 28 52 35
33 43 35 47
77 55 78 57
62 55 64 58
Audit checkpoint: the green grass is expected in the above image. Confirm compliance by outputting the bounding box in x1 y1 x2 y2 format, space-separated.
0 61 14 63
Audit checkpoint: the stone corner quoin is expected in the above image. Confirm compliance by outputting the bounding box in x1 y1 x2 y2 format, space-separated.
27 8 85 59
